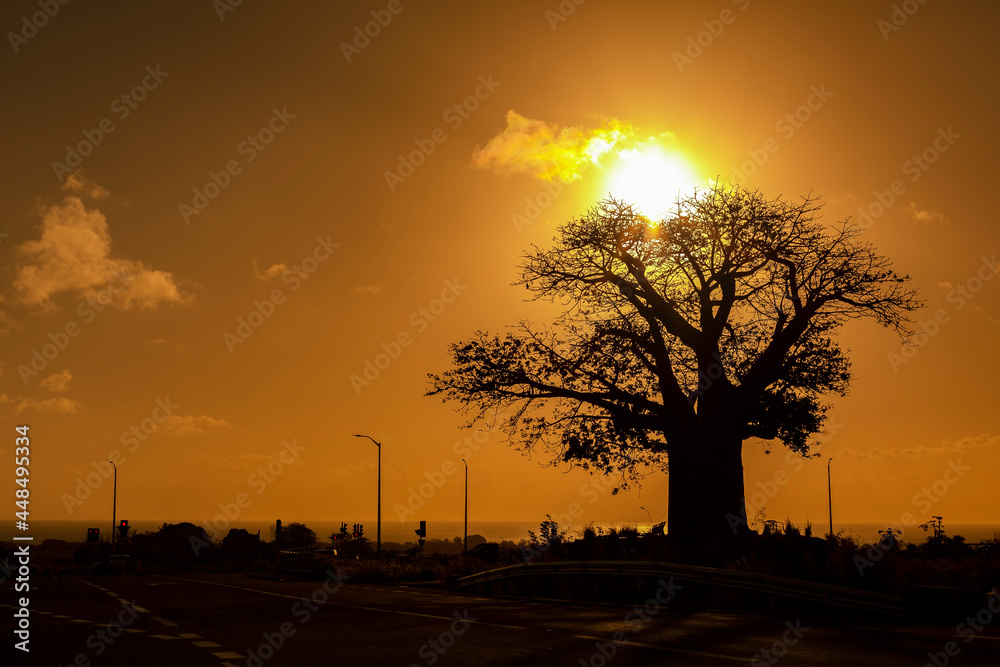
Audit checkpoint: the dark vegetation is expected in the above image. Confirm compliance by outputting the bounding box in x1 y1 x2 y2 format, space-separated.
2 517 996 604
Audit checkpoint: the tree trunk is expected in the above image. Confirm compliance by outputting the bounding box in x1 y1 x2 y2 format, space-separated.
666 432 748 548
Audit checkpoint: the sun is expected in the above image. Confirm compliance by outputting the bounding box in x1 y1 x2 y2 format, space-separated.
603 143 702 219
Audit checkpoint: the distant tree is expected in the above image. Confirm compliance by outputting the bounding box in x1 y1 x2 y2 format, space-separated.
429 186 919 545
278 522 317 549
221 528 259 563
134 522 215 569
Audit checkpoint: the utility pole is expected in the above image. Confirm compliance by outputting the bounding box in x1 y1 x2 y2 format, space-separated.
353 434 381 556
462 459 468 556
827 457 833 538
111 461 117 556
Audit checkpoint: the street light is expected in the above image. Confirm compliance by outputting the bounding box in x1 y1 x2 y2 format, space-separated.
110 461 117 557
352 434 381 556
827 457 834 539
462 459 468 556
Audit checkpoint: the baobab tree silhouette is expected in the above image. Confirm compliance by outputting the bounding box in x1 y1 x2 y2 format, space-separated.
429 184 920 546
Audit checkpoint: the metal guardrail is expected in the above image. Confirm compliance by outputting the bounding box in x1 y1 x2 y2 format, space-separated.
455 560 910 617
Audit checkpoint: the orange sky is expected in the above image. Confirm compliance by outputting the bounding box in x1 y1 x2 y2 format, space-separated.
1 1 998 541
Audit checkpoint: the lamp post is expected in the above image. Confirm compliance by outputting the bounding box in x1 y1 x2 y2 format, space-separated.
462 459 468 556
352 434 381 556
827 457 833 539
110 461 117 557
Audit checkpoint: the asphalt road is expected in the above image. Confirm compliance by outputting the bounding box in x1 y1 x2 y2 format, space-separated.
3 572 1000 666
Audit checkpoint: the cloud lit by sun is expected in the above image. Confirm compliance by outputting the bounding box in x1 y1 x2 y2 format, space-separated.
473 111 703 218
471 110 635 182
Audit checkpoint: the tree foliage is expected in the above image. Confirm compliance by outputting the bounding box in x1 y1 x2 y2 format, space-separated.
429 185 919 490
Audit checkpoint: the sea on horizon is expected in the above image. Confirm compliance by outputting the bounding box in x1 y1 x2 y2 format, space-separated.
20 519 1000 546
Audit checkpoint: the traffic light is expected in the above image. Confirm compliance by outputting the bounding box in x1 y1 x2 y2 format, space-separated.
276 519 282 542
87 528 99 543
357 524 364 540
118 520 129 539
352 523 359 539
415 520 426 538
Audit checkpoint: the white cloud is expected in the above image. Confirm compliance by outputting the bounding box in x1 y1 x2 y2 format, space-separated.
158 414 233 437
838 434 999 460
40 370 72 392
16 397 81 414
62 172 109 199
14 178 187 310
903 202 946 224
252 258 287 281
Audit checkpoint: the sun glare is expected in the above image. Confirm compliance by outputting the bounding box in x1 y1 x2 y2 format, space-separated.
603 144 701 219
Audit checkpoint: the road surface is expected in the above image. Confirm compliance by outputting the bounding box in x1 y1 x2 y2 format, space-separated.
3 572 999 665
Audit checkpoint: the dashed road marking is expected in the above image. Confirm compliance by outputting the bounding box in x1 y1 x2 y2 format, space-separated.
152 615 180 627
213 652 245 659
194 640 221 648
150 634 181 640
